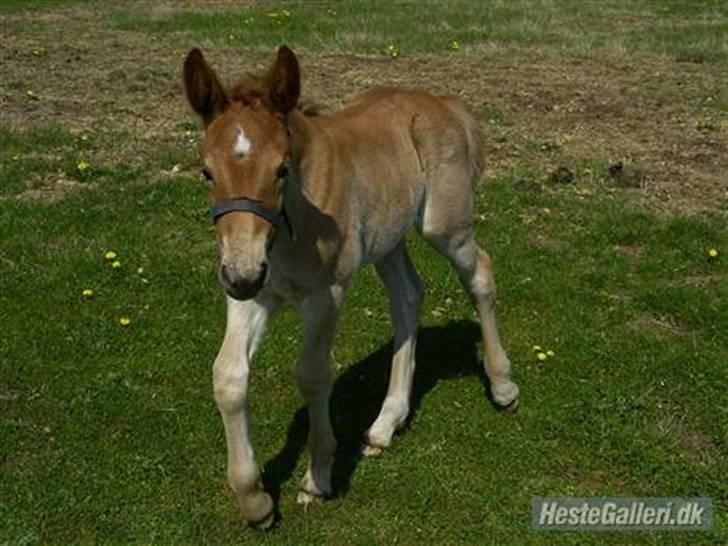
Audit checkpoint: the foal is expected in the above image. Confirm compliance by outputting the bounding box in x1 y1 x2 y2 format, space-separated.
183 46 519 528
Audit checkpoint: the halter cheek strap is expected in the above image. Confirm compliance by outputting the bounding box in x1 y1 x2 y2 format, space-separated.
209 197 294 238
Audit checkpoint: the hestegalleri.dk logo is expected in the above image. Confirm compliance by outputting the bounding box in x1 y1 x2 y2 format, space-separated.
532 497 712 531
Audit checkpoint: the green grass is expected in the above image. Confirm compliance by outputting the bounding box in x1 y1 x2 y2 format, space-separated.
1 134 726 543
1 1 727 544
108 0 728 63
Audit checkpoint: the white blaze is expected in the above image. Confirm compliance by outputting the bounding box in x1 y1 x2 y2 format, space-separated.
234 127 251 156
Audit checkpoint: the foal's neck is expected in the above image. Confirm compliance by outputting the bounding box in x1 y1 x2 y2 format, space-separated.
287 109 329 200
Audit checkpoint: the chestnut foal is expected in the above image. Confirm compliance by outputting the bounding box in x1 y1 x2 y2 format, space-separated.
183 46 519 528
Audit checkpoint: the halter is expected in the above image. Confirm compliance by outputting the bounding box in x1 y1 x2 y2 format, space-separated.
209 198 294 238
208 123 295 238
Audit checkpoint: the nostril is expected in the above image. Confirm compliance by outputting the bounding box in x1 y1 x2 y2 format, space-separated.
220 264 232 285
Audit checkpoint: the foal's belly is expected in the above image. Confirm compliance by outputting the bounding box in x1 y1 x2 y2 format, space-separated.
353 177 425 265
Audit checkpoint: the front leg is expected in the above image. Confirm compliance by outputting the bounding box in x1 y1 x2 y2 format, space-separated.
295 284 346 505
213 293 278 528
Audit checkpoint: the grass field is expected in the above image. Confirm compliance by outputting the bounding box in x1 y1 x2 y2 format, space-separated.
1 1 726 544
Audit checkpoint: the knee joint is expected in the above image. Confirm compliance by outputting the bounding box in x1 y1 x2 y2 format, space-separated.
296 363 331 400
471 273 495 298
213 361 249 413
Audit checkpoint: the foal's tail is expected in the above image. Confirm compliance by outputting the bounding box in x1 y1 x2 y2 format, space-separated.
443 98 485 186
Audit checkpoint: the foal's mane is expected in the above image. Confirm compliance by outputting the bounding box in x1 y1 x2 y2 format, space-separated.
229 72 322 116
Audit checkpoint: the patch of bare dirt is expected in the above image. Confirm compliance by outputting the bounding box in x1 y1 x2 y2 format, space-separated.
658 402 721 468
628 313 688 339
1 4 726 214
561 464 638 495
612 244 645 260
12 174 93 203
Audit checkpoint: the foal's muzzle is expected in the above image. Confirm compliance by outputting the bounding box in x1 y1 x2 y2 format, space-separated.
220 262 268 301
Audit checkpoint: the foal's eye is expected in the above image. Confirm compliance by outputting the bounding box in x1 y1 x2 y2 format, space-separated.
276 163 289 180
201 168 213 182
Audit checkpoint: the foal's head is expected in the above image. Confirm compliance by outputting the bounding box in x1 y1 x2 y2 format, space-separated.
183 46 300 300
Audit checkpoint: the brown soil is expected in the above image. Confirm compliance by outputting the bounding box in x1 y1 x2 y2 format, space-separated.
1 4 726 214
658 402 720 468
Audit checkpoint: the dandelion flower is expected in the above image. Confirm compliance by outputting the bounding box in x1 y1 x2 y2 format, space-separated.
536 352 548 362
76 159 90 172
111 260 122 269
532 345 542 351
546 349 555 357
707 248 718 258
119 316 131 326
104 250 117 260
450 40 460 51
82 288 94 298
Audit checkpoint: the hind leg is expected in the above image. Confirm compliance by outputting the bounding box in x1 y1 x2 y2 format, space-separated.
364 242 424 455
419 187 519 408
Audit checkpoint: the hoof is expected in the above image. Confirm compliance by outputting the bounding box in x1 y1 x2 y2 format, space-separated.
296 490 317 507
241 491 275 531
499 396 519 413
248 507 275 531
361 444 383 457
491 380 519 409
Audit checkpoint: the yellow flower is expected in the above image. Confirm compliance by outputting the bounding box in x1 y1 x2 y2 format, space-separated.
536 352 548 362
386 44 399 58
546 350 555 357
26 90 39 100
450 40 460 51
707 248 718 258
119 316 131 326
104 250 117 260
532 345 542 351
82 288 94 298
111 260 122 269
80 134 89 142
76 159 90 172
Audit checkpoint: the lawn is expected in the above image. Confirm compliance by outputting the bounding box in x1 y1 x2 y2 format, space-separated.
1 1 726 544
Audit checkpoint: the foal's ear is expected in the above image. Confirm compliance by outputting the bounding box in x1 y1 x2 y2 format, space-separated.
183 48 227 124
268 45 300 115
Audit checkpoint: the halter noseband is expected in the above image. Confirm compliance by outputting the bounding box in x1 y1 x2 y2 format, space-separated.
209 198 294 238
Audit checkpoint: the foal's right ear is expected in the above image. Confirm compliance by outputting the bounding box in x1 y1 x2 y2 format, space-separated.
183 48 227 125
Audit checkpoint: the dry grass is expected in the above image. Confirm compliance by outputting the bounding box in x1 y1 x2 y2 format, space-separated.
1 4 726 212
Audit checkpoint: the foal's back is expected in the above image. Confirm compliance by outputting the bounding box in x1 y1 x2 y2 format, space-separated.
294 87 484 266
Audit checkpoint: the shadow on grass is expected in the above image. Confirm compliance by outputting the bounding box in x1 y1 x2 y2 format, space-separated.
262 319 497 510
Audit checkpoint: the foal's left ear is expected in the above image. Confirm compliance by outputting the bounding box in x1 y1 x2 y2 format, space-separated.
183 48 227 125
268 45 300 115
